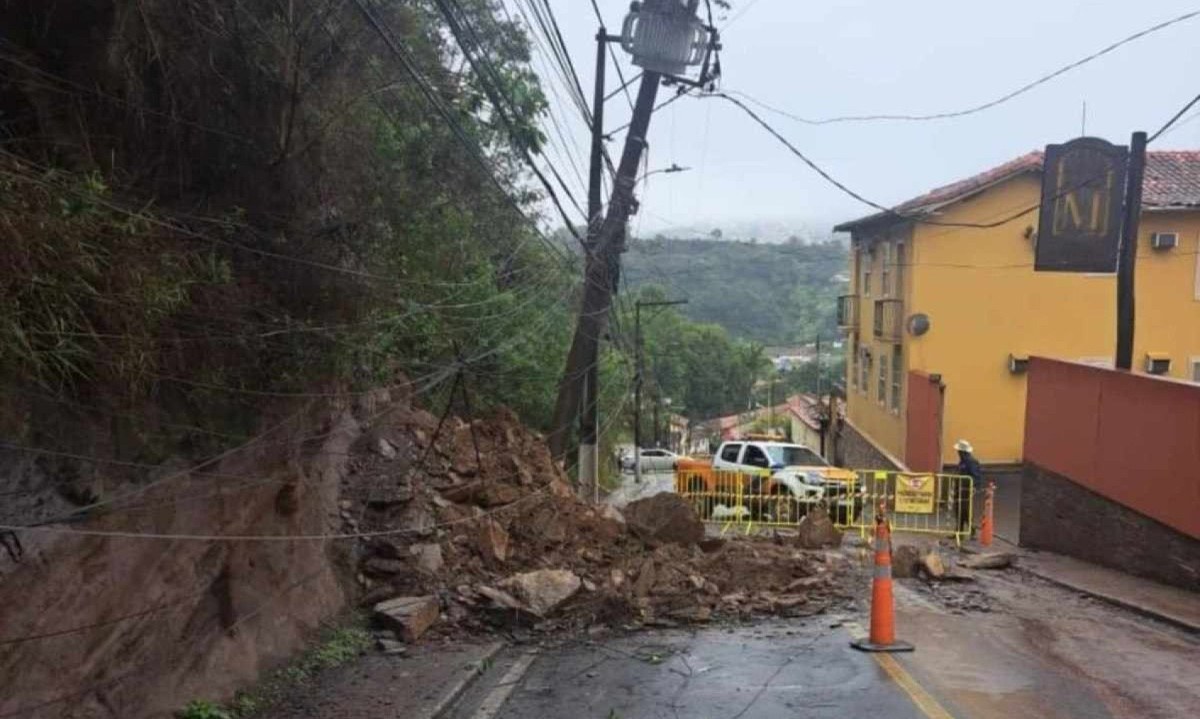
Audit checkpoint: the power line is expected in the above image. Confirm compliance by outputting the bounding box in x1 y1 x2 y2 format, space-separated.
724 9 1200 126
430 0 589 233
710 91 1195 232
1149 90 1200 143
350 0 579 255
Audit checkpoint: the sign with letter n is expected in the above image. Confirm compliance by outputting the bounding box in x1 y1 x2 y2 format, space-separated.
1035 137 1129 272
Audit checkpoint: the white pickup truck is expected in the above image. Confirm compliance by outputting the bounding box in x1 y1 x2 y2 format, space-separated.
710 440 860 522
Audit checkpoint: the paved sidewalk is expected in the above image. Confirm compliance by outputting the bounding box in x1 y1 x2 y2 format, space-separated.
1020 551 1200 633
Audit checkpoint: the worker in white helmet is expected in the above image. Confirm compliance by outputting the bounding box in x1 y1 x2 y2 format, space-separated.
954 439 983 536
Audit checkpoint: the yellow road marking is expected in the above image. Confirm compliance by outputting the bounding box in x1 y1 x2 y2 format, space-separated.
845 622 956 719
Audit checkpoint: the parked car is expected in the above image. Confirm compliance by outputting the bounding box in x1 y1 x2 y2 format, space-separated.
700 440 860 523
626 447 688 472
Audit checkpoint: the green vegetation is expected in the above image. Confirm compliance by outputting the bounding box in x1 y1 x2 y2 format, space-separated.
178 622 371 718
1 0 577 462
623 237 849 344
618 285 771 424
178 701 231 719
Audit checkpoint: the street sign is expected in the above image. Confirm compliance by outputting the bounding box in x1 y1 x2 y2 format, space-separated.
1035 137 1129 273
894 474 935 514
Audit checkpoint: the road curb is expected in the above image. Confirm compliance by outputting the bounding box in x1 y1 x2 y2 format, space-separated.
1020 567 1200 635
421 640 506 719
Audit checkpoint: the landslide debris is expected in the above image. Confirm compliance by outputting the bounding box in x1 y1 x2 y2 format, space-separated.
340 405 852 640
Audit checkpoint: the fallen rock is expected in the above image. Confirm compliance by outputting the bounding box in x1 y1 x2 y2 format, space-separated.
795 507 843 549
598 504 626 525
374 596 439 642
398 504 436 537
479 483 523 507
624 493 704 546
374 438 398 459
367 482 414 507
363 557 407 578
892 545 922 579
410 543 444 574
476 517 510 565
920 550 946 580
498 569 582 616
546 479 575 498
377 637 407 655
959 552 1016 570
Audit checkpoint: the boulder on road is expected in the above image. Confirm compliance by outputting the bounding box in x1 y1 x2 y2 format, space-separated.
919 550 946 580
959 552 1016 570
795 507 843 549
498 569 582 617
623 493 705 546
891 545 922 579
374 596 439 642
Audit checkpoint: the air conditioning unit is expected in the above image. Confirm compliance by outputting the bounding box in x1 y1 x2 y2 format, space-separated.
1145 353 1171 375
1150 232 1178 250
1008 354 1029 374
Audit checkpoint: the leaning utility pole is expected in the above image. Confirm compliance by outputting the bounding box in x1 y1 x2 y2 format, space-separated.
549 0 717 500
550 72 661 490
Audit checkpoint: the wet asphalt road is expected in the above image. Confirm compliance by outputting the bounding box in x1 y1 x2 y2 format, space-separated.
448 555 1200 719
447 619 928 719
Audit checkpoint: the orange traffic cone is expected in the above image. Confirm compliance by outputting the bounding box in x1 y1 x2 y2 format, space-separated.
979 481 995 547
852 503 913 653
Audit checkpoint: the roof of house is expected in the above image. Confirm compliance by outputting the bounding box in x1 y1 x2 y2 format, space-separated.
834 148 1200 232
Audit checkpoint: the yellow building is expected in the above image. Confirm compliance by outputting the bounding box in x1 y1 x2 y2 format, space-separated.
834 149 1200 469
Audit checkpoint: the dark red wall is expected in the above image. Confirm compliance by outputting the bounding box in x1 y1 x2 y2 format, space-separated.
1024 357 1200 540
905 371 943 473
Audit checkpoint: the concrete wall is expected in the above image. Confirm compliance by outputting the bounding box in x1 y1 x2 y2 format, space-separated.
1023 357 1200 540
1022 464 1200 590
837 417 904 471
1022 357 1200 587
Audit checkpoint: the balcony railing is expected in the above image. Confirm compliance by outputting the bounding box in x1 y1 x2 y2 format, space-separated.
873 299 903 342
837 294 859 330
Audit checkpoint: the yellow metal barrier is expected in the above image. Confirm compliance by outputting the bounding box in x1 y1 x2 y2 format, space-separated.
848 470 975 545
673 467 863 535
674 466 974 542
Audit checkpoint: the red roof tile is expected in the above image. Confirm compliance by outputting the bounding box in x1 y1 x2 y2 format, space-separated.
1143 150 1200 209
835 147 1200 231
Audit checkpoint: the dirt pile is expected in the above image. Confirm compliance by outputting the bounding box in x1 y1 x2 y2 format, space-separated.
341 406 852 638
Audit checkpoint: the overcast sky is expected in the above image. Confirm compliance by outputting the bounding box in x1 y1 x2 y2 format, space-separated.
519 1 1200 237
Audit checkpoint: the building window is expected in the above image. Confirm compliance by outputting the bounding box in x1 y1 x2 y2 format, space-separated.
890 344 903 413
1195 245 1200 301
1191 358 1200 383
860 348 871 394
850 337 859 390
880 242 892 297
895 243 905 299
878 352 888 406
861 246 872 297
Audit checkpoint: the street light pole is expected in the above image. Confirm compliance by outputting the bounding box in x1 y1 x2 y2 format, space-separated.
634 298 687 482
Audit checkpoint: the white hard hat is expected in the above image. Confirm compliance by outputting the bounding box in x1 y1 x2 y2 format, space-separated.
954 439 974 453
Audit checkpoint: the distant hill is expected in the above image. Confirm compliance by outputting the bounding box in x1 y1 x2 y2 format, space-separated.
622 237 849 345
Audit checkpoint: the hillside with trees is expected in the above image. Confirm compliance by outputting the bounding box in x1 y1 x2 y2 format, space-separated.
622 236 849 345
